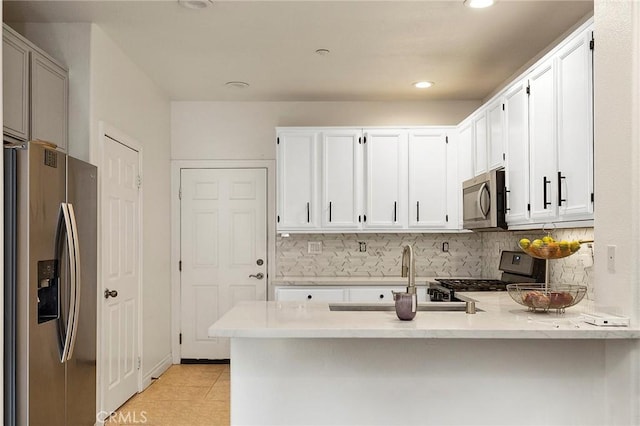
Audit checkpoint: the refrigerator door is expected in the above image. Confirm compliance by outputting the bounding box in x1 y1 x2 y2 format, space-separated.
66 156 97 426
4 148 17 426
17 143 67 426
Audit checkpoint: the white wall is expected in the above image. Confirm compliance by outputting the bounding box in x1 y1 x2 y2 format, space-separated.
171 100 479 160
89 24 172 381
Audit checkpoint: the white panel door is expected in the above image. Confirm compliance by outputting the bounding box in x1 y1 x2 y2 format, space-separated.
276 131 318 230
321 129 362 229
557 27 594 221
102 136 140 414
528 59 558 222
180 168 267 359
363 129 407 229
473 112 488 176
504 80 530 225
408 130 448 228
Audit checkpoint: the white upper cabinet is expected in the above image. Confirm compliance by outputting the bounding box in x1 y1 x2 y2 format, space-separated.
3 28 30 141
504 79 530 226
277 131 319 230
408 129 449 228
30 51 68 151
363 129 408 229
473 112 488 176
528 58 558 223
487 100 505 171
458 119 474 183
556 27 594 221
321 129 362 229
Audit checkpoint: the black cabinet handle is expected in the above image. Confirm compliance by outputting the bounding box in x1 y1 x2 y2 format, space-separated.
543 176 551 209
329 201 332 222
393 201 397 222
417 201 420 222
558 171 566 206
379 294 384 299
307 202 310 223
307 294 312 300
358 215 362 223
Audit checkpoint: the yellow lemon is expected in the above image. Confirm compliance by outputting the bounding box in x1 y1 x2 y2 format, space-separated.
558 240 570 252
569 240 581 253
531 239 543 249
542 235 555 244
519 238 531 249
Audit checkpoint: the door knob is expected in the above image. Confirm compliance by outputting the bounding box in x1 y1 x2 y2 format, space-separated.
249 273 264 280
104 289 118 299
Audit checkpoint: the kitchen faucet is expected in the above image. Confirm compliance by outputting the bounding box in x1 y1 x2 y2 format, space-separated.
401 244 416 294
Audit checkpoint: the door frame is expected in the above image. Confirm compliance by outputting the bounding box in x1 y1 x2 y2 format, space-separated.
93 121 144 416
170 160 276 363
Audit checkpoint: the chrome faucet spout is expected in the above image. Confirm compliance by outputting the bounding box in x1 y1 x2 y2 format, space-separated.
401 244 416 294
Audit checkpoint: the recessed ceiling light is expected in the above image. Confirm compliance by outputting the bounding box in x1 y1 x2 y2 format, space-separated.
315 49 331 56
464 0 495 8
413 81 434 89
225 81 250 89
178 0 213 10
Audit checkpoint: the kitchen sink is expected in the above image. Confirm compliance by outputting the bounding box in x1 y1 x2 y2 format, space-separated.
328 302 477 312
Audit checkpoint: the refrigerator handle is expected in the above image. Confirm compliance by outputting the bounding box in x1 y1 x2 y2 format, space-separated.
57 203 77 363
66 204 82 360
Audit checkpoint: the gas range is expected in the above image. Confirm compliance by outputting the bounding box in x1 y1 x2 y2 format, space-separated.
428 251 546 302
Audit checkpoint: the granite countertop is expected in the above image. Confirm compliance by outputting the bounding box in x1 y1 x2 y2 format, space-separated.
209 292 640 339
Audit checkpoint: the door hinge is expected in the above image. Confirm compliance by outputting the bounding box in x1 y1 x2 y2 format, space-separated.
526 84 530 96
179 333 182 345
277 137 280 145
136 175 142 189
179 260 182 271
137 356 141 370
590 38 594 51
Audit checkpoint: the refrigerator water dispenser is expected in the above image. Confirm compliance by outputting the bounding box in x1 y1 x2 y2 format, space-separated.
37 260 59 324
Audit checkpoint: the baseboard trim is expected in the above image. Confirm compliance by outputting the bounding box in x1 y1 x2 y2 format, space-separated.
141 353 173 390
181 358 231 365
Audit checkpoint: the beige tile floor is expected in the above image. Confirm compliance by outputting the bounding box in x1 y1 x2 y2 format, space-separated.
106 364 230 426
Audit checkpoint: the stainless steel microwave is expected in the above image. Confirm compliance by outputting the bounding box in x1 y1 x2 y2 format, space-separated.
462 169 507 231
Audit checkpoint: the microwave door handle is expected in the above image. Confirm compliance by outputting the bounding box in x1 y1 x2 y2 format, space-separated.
477 183 490 218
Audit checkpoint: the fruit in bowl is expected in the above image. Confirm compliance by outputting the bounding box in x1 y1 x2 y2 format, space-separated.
506 283 587 313
518 236 582 259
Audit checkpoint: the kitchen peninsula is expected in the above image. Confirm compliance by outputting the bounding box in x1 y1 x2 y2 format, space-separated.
209 293 640 426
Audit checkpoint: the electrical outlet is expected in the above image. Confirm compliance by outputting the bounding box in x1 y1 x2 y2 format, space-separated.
359 242 367 252
442 242 449 252
308 241 322 254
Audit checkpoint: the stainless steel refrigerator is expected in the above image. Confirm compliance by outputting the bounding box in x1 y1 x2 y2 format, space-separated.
4 141 97 426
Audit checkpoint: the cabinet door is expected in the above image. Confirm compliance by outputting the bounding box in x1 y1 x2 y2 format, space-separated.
3 28 30 141
487 100 505 170
473 113 488 176
528 59 558 222
275 287 346 302
556 27 594 221
321 129 362 229
504 80 530 225
277 132 318 230
408 130 448 228
30 51 68 151
363 129 408 229
458 120 474 183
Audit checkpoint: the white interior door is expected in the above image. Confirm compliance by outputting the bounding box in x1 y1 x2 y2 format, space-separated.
180 168 267 360
101 136 140 413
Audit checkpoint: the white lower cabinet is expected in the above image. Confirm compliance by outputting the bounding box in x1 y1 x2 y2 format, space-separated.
275 286 428 303
275 287 346 302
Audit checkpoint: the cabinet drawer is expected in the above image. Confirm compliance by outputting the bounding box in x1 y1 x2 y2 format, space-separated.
275 287 346 302
348 287 402 303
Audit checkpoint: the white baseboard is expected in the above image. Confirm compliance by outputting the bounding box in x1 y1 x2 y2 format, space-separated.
141 353 173 390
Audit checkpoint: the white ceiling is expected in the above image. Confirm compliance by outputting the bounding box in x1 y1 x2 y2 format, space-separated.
3 1 593 102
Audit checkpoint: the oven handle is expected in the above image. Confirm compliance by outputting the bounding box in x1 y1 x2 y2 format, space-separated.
477 182 490 218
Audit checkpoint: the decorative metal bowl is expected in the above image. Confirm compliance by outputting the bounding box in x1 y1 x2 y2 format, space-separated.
506 283 588 313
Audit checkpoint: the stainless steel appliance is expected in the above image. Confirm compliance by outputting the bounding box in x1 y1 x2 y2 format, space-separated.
429 250 545 302
4 141 97 426
462 168 507 231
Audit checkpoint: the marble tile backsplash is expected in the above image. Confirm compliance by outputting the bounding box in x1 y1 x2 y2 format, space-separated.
276 228 594 289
